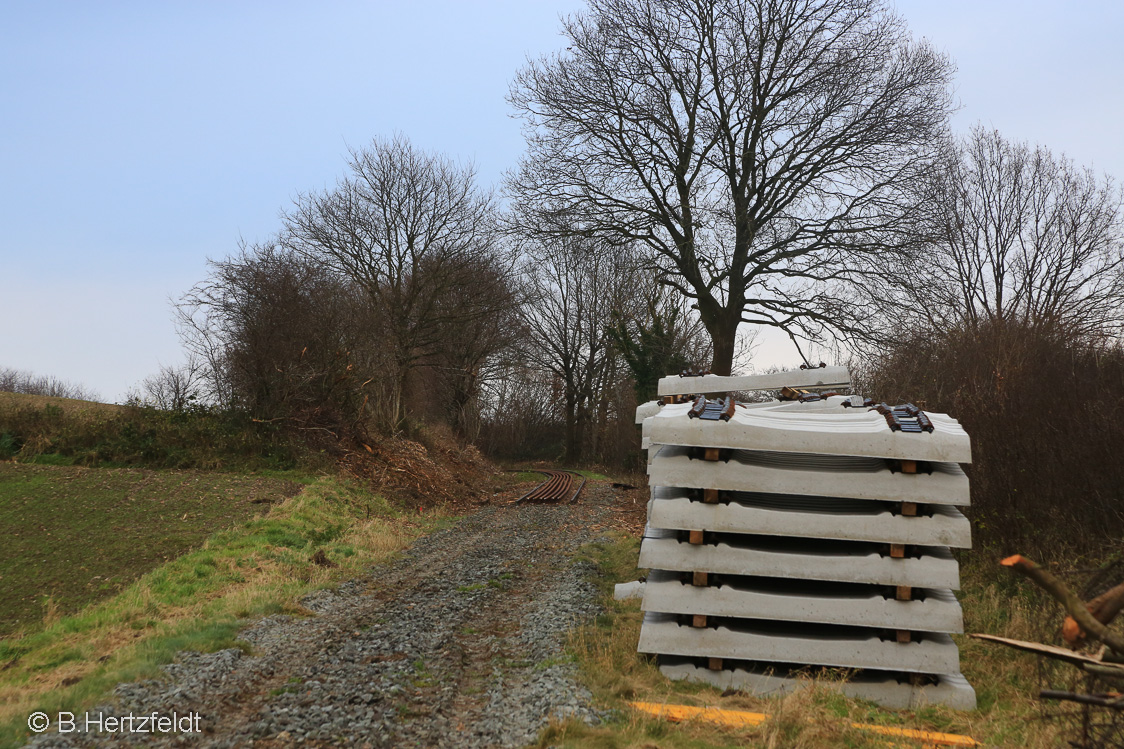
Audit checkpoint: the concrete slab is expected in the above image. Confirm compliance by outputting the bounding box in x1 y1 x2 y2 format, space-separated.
658 658 976 710
638 612 960 673
658 367 851 396
614 581 646 601
648 445 970 505
647 487 972 548
641 570 963 632
648 403 971 463
638 529 961 589
635 400 662 424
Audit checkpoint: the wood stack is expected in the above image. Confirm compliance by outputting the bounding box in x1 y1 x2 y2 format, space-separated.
632 368 976 709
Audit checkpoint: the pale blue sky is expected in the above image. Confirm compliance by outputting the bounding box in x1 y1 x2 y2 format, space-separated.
2 1 1121 402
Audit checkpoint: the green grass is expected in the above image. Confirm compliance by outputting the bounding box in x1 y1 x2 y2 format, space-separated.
540 532 1066 748
568 469 611 481
0 475 448 748
0 463 310 638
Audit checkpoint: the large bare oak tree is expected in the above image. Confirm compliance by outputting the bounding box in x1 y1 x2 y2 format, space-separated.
508 0 955 373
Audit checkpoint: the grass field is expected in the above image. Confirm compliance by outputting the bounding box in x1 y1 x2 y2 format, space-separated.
0 473 448 748
0 463 307 637
538 533 1068 748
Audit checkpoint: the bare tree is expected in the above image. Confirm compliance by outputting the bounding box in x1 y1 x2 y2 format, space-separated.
508 0 955 374
176 241 376 434
135 357 206 411
911 126 1124 338
283 135 505 429
0 367 100 401
517 235 641 463
425 253 523 440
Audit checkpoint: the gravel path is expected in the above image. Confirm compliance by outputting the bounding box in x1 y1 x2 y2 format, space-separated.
27 485 622 748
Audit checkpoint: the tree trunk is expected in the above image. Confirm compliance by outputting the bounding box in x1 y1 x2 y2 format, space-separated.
706 312 741 376
563 392 580 465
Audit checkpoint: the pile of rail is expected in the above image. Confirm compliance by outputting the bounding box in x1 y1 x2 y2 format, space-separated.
517 470 585 504
631 366 976 710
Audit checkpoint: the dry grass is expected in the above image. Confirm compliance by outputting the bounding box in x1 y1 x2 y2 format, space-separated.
0 391 120 415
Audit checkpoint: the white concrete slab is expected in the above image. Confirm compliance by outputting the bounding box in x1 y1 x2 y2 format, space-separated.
638 612 960 673
614 581 646 601
638 529 961 589
648 445 970 505
641 570 963 632
658 367 851 396
659 658 976 710
647 488 972 548
648 402 971 463
635 400 662 424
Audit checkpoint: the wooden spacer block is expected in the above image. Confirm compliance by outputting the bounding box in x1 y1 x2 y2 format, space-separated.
692 571 709 586
896 585 912 601
704 447 720 461
708 657 724 671
692 614 708 628
890 543 906 558
703 488 719 504
901 459 918 474
901 501 918 516
896 630 912 644
689 530 705 545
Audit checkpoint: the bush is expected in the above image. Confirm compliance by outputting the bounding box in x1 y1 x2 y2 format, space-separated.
0 398 316 471
856 320 1124 561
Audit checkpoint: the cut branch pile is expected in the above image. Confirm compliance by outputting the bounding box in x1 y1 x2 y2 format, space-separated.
972 554 1124 744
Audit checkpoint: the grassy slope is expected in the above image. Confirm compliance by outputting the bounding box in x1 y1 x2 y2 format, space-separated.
0 392 120 413
0 463 306 637
539 533 1065 748
0 475 450 748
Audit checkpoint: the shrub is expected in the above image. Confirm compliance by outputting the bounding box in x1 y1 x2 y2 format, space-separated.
856 320 1124 561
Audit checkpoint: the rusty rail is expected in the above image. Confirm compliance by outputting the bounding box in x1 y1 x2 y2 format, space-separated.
517 470 585 504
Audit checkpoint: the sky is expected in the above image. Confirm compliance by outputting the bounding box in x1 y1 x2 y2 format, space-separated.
2 0 1122 403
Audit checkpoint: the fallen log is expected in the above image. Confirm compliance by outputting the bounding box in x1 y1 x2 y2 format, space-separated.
1001 555 1124 654
1040 690 1124 710
1062 580 1124 648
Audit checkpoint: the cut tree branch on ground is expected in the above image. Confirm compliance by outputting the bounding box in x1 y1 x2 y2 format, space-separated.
1001 555 1124 653
1063 580 1124 647
1040 690 1124 710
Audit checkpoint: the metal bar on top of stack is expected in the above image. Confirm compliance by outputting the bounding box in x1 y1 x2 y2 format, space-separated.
632 367 976 710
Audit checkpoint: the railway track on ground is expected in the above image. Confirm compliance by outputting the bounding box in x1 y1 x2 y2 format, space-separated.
517 470 586 504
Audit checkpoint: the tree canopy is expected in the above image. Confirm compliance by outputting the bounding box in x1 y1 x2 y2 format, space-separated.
508 0 955 373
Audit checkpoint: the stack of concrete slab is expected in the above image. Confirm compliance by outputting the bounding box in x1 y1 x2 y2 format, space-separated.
632 369 976 710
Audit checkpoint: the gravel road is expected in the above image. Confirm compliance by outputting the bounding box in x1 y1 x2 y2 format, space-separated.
27 484 628 748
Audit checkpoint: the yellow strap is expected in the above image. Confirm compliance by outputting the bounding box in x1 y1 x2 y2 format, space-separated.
627 701 980 747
